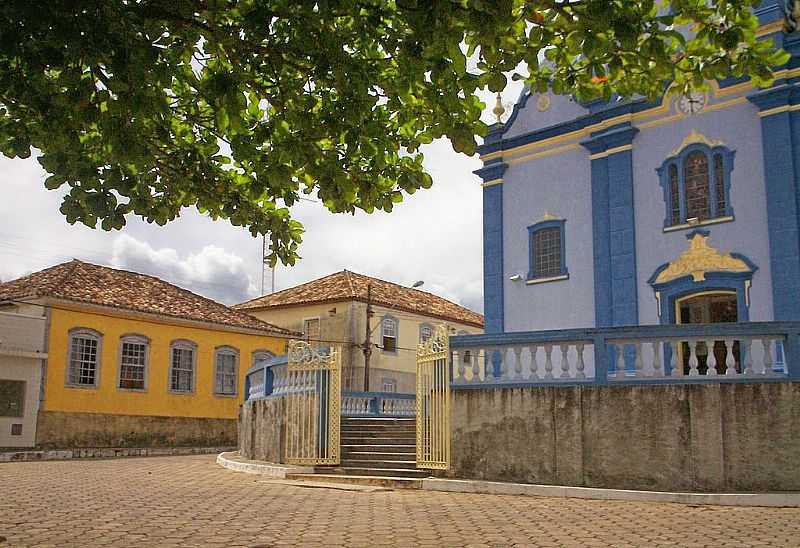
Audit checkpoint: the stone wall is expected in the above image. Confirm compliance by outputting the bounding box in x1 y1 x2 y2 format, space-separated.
36 411 236 449
239 398 285 463
448 382 800 492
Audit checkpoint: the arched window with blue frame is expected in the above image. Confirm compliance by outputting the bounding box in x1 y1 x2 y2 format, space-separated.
657 140 735 229
527 218 568 282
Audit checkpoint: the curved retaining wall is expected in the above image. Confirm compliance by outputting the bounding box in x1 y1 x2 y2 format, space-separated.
239 397 286 463
447 381 800 492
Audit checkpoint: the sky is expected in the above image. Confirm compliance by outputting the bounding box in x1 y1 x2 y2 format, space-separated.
0 85 523 315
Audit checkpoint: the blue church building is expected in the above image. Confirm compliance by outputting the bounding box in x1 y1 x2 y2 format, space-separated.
476 1 800 342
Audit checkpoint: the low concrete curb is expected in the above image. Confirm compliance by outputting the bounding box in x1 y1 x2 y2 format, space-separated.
421 478 800 507
216 451 314 478
0 446 234 463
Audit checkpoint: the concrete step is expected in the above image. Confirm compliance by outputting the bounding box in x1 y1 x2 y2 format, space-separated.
340 426 416 433
340 437 416 445
317 466 430 478
340 430 415 438
341 444 415 453
341 418 416 427
285 473 422 490
341 451 417 461
340 459 418 470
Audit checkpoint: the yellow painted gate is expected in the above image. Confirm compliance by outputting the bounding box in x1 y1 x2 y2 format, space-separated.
284 341 341 465
416 325 450 470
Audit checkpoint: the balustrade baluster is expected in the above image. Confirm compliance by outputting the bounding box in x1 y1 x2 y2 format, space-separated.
513 346 523 381
743 339 754 375
762 338 774 375
528 345 539 380
576 343 586 379
725 339 737 376
688 340 699 376
651 341 662 377
615 344 625 379
633 342 643 378
544 344 554 379
705 339 717 376
493 347 506 380
560 344 571 379
456 351 466 384
669 340 680 377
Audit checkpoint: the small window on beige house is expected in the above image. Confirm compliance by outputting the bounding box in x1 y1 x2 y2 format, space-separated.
303 318 321 342
382 316 398 353
0 380 25 417
419 323 433 344
382 378 397 393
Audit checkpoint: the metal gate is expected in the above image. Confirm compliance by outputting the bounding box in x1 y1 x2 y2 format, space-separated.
284 341 341 465
416 324 450 469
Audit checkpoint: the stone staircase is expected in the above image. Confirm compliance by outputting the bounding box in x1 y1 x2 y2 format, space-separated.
286 417 427 489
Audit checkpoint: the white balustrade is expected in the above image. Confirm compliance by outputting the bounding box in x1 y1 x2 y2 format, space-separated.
451 340 597 385
607 335 787 380
342 395 370 416
379 397 415 417
451 330 790 387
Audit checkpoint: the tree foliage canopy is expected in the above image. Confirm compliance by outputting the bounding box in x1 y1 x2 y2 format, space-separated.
0 0 789 264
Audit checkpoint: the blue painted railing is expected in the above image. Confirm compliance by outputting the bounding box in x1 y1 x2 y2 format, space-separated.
450 321 800 388
244 358 417 417
244 355 287 401
342 392 416 417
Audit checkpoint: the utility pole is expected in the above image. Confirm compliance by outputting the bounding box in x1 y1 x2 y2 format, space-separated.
261 235 276 295
261 235 266 295
362 283 373 391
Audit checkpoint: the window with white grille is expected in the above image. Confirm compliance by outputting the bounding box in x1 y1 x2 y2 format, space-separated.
382 378 397 393
67 329 102 387
215 347 239 396
419 324 433 344
382 316 397 352
170 340 196 393
119 335 148 390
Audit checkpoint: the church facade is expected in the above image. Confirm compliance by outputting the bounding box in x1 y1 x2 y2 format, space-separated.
476 1 800 335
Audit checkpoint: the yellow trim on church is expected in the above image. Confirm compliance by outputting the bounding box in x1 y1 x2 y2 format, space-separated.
655 233 751 284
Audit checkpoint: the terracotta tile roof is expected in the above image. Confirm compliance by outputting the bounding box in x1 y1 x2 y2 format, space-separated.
235 270 484 328
0 260 296 336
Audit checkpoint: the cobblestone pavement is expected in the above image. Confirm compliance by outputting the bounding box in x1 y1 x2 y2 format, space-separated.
2 455 800 547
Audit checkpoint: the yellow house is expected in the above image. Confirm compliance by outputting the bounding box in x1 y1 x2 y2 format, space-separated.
0 260 296 448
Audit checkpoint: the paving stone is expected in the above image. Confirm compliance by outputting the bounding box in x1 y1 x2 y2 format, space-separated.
0 455 799 546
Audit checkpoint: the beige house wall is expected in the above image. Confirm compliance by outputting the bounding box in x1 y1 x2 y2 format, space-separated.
0 309 47 448
245 300 482 394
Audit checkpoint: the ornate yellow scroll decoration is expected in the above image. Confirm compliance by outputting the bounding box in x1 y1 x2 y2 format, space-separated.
669 129 726 156
656 232 750 284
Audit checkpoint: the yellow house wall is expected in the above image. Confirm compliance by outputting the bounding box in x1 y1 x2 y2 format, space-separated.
44 307 286 419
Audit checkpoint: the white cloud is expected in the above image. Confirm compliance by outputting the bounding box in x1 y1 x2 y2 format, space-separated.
110 234 257 305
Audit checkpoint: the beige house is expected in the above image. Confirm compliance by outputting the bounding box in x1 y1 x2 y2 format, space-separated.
0 309 47 448
235 270 484 393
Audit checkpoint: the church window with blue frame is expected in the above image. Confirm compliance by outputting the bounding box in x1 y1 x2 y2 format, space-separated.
527 219 567 281
658 142 735 229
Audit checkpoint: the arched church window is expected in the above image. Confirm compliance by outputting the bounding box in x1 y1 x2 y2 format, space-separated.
684 151 710 221
657 139 735 230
